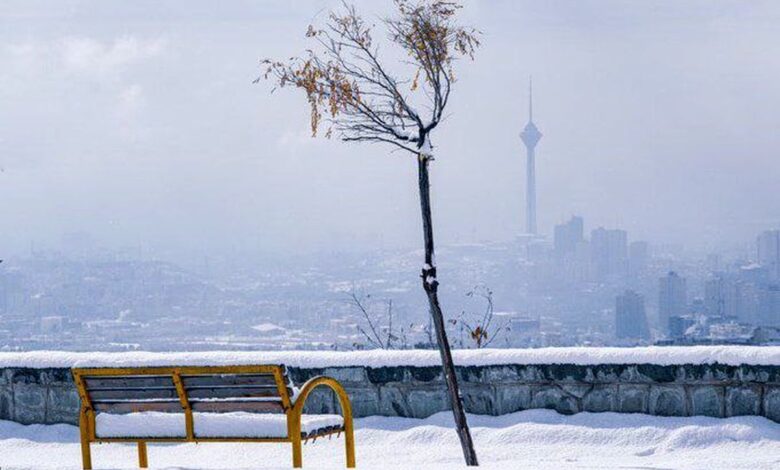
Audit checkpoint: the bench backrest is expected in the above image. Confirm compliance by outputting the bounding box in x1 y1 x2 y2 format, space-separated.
72 365 293 415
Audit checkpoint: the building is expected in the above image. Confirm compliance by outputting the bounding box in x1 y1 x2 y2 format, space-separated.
704 274 726 318
40 315 65 333
615 290 649 340
497 312 541 347
669 315 696 339
733 280 761 323
757 230 780 279
554 216 584 256
757 284 780 327
629 241 649 276
659 271 687 334
590 227 628 281
520 77 542 235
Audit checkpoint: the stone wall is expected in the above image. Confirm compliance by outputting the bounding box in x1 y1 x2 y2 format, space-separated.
2 363 778 425
0 368 80 425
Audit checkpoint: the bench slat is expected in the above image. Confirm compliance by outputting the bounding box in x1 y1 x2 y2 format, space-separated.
190 401 285 413
93 401 183 414
89 388 180 401
90 386 177 391
187 386 291 399
85 376 175 389
186 384 279 390
182 374 279 388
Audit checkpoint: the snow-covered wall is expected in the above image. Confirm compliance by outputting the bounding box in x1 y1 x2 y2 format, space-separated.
1 347 779 425
1 346 778 369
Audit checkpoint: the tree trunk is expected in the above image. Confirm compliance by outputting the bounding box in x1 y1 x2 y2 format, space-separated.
417 153 479 466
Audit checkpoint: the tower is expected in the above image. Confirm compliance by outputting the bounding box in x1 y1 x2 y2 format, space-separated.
520 77 542 234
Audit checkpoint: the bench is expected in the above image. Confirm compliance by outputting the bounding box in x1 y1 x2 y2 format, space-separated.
72 365 355 469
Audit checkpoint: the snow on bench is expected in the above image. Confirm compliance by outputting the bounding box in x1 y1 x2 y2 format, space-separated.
96 411 344 439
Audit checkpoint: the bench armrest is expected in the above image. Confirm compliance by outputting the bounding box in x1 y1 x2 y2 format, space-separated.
289 376 356 467
291 376 353 422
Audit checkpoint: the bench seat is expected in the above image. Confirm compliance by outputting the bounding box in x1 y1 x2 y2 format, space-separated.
96 411 345 439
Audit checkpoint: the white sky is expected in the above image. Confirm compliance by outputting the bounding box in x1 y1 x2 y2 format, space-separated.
1 0 779 259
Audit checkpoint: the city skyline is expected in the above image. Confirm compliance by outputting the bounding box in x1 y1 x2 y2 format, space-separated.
2 213 778 352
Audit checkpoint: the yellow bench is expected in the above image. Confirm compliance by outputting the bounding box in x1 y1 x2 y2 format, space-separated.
72 365 355 469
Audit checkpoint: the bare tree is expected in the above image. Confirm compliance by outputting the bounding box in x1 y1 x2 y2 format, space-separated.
348 292 408 349
453 285 510 349
258 1 480 464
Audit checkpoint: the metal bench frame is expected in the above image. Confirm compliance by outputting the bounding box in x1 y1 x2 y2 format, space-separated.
72 365 355 469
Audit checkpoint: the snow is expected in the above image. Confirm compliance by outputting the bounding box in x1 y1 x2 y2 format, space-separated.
0 346 778 370
418 137 433 157
1 410 778 469
95 412 343 439
251 323 286 333
96 412 185 438
195 413 342 438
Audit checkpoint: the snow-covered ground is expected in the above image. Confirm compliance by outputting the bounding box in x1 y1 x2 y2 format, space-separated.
1 345 779 369
1 410 778 470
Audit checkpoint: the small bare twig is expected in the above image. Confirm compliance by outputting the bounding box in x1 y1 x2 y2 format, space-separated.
455 285 508 348
347 292 406 350
348 292 386 349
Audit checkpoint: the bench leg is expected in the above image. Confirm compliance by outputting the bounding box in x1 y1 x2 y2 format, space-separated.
138 441 148 468
79 435 92 470
292 435 303 468
345 426 356 468
79 411 92 470
344 429 355 468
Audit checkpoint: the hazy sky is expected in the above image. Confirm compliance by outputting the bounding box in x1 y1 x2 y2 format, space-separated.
2 0 779 259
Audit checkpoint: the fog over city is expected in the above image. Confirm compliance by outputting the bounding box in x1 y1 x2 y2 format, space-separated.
1 1 779 352
2 0 779 258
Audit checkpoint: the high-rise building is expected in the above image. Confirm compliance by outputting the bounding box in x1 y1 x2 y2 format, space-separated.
757 284 780 327
659 271 687 334
629 241 649 276
704 274 729 319
554 216 584 256
724 281 743 319
520 77 542 235
757 230 780 279
730 280 760 323
590 227 628 281
615 290 649 340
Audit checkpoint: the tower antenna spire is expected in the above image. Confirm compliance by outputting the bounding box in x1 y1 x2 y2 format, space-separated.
529 75 533 122
520 75 542 235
